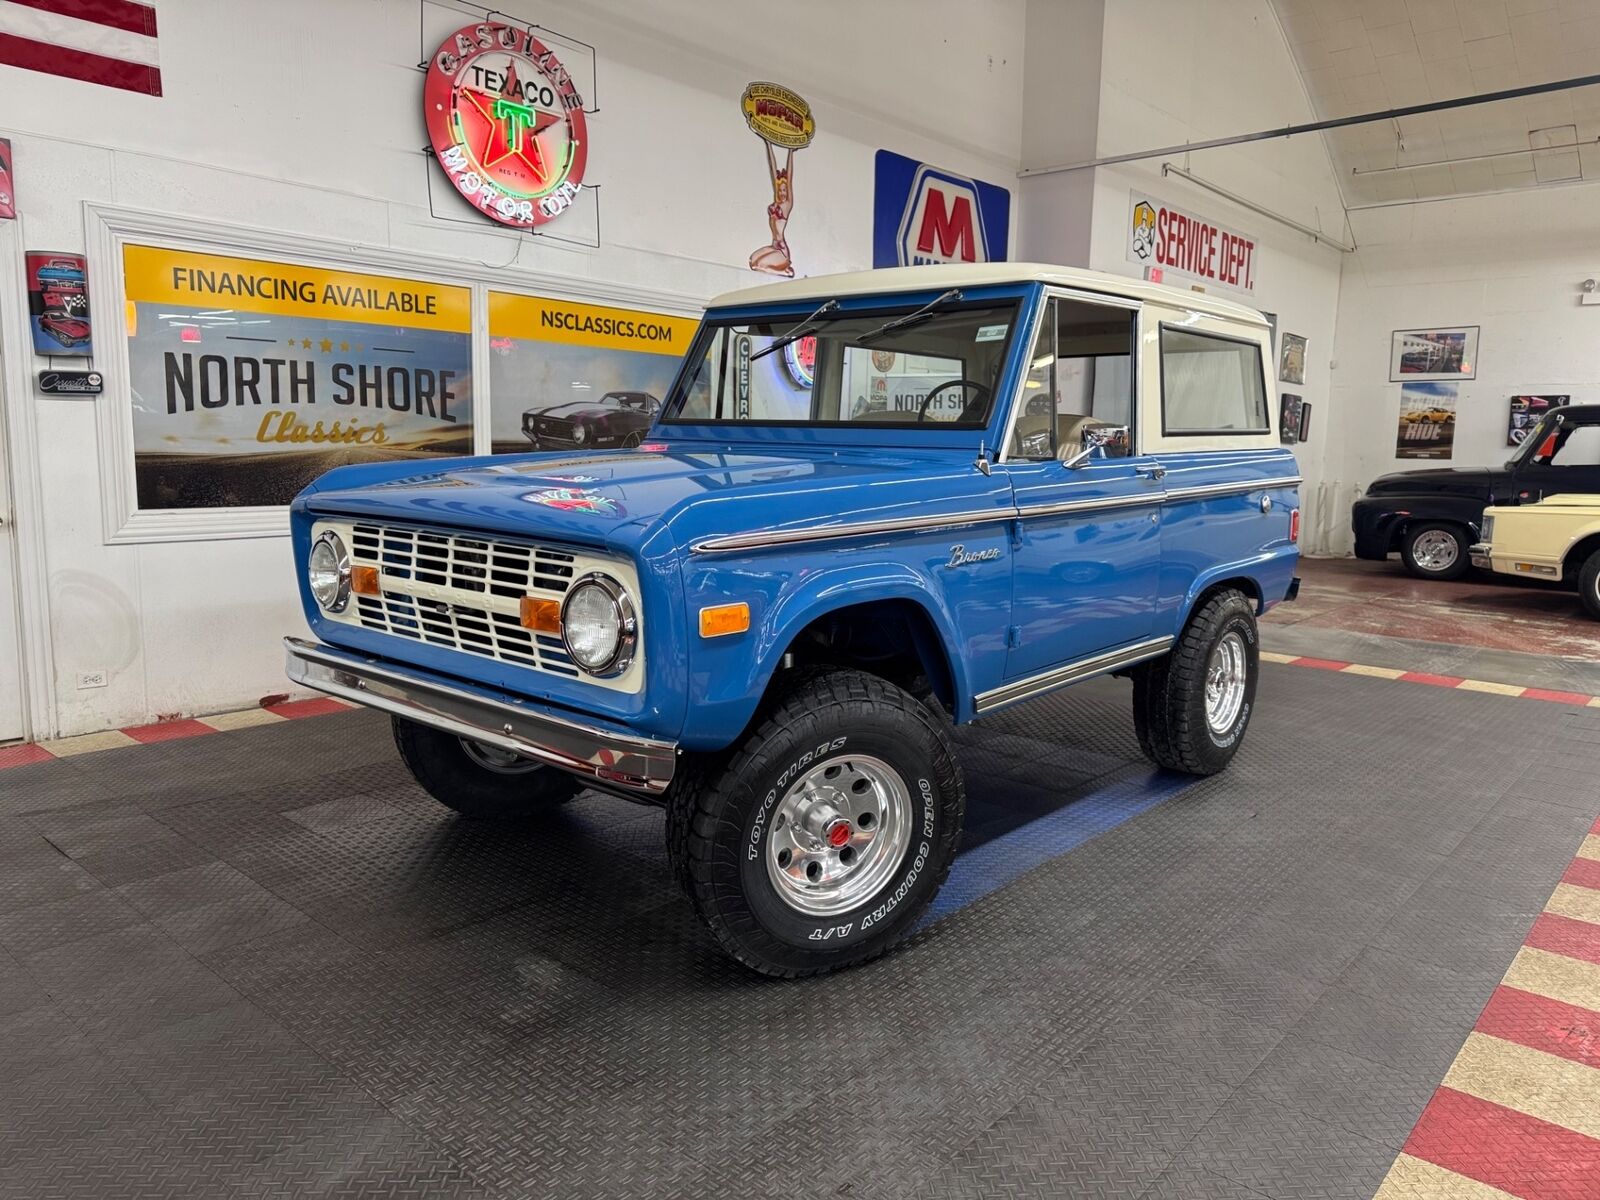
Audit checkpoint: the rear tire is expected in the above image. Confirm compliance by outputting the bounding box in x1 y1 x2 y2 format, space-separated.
392 717 581 818
1132 589 1259 776
1579 551 1600 621
1401 523 1469 580
665 669 964 978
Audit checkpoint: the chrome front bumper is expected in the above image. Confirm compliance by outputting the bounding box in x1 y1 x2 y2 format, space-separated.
283 637 676 796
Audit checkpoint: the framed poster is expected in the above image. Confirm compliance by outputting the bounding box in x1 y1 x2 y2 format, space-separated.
124 244 473 509
1395 381 1458 460
1297 401 1313 443
1278 392 1302 446
1277 332 1306 385
1507 394 1569 445
487 292 697 454
1389 326 1478 381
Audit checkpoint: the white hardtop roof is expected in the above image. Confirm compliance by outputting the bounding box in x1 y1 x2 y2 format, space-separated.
709 262 1269 328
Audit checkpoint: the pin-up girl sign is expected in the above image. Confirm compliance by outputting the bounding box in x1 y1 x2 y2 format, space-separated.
741 83 816 278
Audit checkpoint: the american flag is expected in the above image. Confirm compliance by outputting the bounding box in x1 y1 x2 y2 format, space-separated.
0 0 160 96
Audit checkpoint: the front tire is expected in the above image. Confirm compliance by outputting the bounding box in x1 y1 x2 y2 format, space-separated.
1401 523 1469 580
666 670 964 977
1133 589 1260 776
392 717 581 818
1579 551 1600 621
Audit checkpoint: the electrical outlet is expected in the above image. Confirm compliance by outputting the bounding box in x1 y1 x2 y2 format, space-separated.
76 670 108 690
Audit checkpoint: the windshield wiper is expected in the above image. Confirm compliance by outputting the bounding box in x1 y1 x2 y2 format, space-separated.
857 289 963 345
751 299 840 362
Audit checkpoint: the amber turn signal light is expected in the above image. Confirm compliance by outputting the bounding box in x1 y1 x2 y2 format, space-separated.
520 596 561 633
351 565 381 596
699 602 750 638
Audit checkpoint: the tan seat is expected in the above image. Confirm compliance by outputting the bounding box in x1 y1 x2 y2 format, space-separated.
1011 410 1113 459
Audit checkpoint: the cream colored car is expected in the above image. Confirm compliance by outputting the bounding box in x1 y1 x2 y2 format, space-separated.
1470 494 1600 619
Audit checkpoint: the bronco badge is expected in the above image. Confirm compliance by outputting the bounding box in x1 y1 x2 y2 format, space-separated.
946 544 1001 568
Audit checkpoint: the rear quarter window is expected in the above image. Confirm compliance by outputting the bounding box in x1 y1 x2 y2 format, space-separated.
1159 326 1270 436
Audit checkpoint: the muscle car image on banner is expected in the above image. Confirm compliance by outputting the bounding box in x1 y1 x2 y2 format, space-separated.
125 245 473 509
1395 380 1458 460
487 292 695 454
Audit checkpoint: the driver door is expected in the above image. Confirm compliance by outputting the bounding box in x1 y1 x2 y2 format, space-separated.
999 295 1163 682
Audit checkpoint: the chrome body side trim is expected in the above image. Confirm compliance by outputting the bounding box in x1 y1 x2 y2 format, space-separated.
974 635 1175 715
691 507 1012 554
1161 476 1302 502
693 475 1303 553
283 637 676 796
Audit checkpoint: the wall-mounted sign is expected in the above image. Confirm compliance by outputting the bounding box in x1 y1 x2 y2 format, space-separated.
123 245 473 509
782 335 816 389
26 251 92 356
742 82 815 277
38 369 103 395
1396 381 1458 460
0 137 14 220
425 22 589 230
1508 394 1569 445
1277 332 1307 385
872 150 1010 268
1126 191 1256 294
487 292 696 454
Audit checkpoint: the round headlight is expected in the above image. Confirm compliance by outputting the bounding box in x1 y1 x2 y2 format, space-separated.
561 573 636 676
308 532 351 613
571 423 588 444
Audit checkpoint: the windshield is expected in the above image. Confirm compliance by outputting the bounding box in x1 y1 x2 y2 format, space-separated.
662 298 1021 428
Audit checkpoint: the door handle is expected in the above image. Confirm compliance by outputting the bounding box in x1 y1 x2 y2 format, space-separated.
1136 464 1167 481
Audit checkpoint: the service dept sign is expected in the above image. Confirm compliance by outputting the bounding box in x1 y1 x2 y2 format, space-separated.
425 22 589 230
1126 190 1256 294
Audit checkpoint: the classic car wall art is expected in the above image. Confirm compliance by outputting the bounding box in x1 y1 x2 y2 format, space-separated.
522 391 661 449
285 263 1301 977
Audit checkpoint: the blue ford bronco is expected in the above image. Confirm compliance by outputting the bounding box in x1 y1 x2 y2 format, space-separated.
285 264 1301 976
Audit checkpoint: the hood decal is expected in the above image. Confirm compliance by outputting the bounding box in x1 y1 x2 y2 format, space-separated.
522 487 623 516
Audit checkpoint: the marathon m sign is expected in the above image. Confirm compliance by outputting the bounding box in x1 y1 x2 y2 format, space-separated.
873 150 1011 268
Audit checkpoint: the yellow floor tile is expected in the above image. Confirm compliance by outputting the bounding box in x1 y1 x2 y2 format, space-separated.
1260 651 1298 664
1576 834 1600 865
1342 663 1407 680
36 730 139 756
199 708 287 732
1444 1032 1600 1141
1373 1153 1519 1199
1546 881 1600 926
1501 947 1600 1020
1456 678 1526 697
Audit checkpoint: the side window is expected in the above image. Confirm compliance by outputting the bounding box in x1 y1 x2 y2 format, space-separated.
1549 423 1600 467
1008 299 1135 461
1159 327 1269 435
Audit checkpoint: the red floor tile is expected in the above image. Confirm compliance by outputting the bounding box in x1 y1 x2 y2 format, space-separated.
1402 1086 1600 1199
121 719 218 744
1399 671 1466 688
0 743 55 769
264 697 349 719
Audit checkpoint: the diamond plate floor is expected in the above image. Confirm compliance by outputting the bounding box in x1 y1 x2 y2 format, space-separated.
1 666 1595 1199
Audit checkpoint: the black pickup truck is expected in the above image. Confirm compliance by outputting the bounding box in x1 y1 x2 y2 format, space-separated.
1353 404 1600 579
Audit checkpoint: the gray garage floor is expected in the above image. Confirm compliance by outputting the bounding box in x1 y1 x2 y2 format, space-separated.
1 665 1596 1199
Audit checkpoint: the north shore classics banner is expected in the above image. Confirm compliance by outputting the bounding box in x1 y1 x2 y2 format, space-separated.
124 245 473 509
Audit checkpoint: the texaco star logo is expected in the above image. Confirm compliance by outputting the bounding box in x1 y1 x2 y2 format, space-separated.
425 22 589 230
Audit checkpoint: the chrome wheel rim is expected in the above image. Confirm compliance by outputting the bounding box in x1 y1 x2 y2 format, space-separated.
1205 632 1248 735
1412 529 1459 572
459 739 541 774
764 754 913 917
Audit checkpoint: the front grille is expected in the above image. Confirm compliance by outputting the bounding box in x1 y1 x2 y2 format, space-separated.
347 523 582 677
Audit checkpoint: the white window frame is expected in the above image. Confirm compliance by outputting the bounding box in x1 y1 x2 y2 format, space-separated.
1138 303 1278 455
83 202 702 544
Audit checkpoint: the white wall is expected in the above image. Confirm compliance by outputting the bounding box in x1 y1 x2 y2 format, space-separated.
1081 0 1350 553
0 0 1026 737
1326 185 1600 553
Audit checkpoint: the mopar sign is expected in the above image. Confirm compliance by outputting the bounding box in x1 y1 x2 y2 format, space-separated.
873 150 1010 268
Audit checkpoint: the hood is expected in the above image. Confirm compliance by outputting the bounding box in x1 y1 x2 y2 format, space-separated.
523 400 617 420
295 442 1007 553
1365 466 1497 499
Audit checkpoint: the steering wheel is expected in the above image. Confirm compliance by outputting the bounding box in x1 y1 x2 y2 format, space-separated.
917 379 990 423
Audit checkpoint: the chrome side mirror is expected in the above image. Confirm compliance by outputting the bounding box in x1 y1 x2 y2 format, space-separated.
1061 424 1130 469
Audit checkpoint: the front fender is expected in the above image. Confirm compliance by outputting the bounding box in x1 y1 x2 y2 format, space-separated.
678 556 974 751
1353 492 1487 555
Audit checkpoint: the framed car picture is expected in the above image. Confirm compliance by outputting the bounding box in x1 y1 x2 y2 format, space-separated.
1277 332 1306 385
1389 326 1478 382
1507 394 1569 446
1278 393 1302 445
1297 401 1312 443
